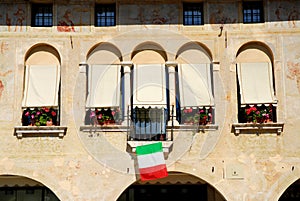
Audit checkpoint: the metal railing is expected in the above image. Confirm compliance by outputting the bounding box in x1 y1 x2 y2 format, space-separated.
128 105 168 141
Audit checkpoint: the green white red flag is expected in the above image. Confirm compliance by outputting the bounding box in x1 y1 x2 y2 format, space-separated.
136 142 168 181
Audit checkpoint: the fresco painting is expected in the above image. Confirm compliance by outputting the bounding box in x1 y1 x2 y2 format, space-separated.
0 40 14 121
285 38 300 94
0 4 26 32
119 4 179 25
208 3 238 31
57 5 90 32
270 1 300 28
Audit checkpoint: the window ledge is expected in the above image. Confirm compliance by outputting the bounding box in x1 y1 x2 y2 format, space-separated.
80 125 129 132
232 123 284 135
127 141 173 153
14 126 67 139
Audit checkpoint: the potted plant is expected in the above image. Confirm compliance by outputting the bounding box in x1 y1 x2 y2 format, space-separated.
22 107 57 126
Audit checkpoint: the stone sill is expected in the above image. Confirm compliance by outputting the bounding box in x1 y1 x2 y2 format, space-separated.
232 123 284 135
127 141 173 153
14 126 67 139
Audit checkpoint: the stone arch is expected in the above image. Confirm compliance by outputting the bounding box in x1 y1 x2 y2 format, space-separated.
116 171 226 201
25 43 61 65
267 169 300 201
175 41 213 63
0 174 61 200
87 42 123 64
236 41 274 64
131 41 167 63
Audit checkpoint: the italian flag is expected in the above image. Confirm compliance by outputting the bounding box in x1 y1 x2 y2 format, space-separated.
136 142 168 181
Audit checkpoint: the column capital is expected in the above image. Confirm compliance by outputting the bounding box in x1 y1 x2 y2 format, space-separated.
165 61 177 67
120 61 133 67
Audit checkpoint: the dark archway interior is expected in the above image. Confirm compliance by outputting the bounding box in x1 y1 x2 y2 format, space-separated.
117 172 226 201
279 179 300 201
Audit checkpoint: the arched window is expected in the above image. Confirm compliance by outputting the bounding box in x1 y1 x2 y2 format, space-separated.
176 42 214 125
85 43 123 126
22 44 61 126
236 43 277 123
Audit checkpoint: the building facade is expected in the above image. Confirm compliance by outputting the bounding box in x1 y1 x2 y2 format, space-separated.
0 0 299 200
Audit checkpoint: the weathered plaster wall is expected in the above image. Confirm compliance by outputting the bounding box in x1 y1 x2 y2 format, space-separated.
0 1 299 201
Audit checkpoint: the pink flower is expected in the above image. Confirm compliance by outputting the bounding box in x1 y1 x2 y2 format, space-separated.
25 111 30 116
89 111 95 118
112 111 116 116
31 114 35 119
97 114 102 119
51 111 56 116
36 111 41 115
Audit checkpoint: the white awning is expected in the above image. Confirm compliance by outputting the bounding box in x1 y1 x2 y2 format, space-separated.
22 65 60 107
86 64 121 108
132 64 167 108
237 62 277 105
178 64 214 107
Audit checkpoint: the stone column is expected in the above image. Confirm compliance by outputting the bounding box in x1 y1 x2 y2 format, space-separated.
166 61 179 126
121 61 133 126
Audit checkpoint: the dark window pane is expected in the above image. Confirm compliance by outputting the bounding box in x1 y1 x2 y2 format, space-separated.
183 3 203 26
95 4 116 27
31 4 53 27
243 1 264 23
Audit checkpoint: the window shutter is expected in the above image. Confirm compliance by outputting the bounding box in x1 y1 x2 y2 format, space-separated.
86 64 121 108
178 63 214 107
237 62 277 105
22 65 60 107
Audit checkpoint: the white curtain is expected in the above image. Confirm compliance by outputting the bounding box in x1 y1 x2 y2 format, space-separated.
237 62 277 105
86 64 121 108
132 64 167 107
22 65 60 107
178 63 214 107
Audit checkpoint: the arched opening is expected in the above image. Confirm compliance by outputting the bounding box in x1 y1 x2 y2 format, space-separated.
235 41 277 124
131 42 167 63
85 42 123 126
117 172 226 201
175 42 214 125
87 42 122 64
129 42 168 141
0 175 60 200
25 43 61 66
279 179 300 201
22 44 61 126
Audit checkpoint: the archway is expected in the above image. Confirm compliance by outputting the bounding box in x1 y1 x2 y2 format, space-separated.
279 179 300 201
0 175 60 200
117 172 226 201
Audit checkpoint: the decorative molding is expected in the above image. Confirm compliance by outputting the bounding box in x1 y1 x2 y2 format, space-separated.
14 126 67 139
232 123 284 135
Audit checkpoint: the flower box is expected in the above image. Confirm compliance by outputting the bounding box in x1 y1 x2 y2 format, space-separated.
85 108 122 126
22 107 58 126
181 107 212 125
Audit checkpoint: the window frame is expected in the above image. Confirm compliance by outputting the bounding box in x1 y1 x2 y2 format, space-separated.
31 3 53 27
95 3 116 27
242 1 264 24
183 3 204 26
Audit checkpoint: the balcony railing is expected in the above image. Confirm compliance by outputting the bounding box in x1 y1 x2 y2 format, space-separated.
128 106 168 141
